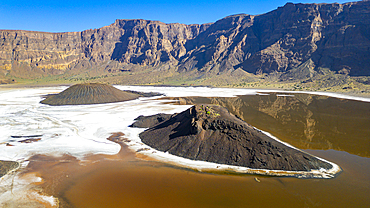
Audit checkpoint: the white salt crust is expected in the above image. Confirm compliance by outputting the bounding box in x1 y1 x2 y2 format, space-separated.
0 86 363 206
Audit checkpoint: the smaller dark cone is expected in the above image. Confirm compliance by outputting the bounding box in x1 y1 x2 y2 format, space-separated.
41 83 140 105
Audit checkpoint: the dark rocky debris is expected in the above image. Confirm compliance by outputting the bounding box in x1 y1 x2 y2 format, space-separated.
130 113 172 128
11 135 43 138
123 90 164 97
137 104 333 171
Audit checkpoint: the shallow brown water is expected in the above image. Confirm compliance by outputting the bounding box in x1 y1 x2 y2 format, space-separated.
27 92 370 207
34 147 369 208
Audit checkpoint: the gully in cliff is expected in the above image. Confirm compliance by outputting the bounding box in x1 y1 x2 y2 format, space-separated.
131 104 341 178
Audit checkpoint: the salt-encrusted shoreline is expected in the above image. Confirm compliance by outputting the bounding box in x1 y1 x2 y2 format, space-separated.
0 86 352 179
0 159 58 207
123 123 341 179
2 83 370 101
261 89 370 103
0 85 363 208
116 86 370 103
0 160 20 179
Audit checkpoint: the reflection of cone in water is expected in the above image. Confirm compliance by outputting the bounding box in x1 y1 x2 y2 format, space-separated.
40 83 140 105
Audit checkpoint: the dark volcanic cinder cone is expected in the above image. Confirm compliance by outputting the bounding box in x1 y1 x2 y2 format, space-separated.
139 104 335 172
40 83 140 105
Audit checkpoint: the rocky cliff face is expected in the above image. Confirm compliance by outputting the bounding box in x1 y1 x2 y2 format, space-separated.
1 1 369 83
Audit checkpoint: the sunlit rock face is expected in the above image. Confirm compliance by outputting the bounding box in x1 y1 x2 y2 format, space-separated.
40 83 140 105
1 1 369 84
138 104 334 171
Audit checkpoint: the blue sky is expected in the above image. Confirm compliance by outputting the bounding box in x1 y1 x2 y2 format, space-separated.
0 0 351 32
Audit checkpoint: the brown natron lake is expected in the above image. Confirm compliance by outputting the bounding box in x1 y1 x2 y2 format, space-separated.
26 92 370 207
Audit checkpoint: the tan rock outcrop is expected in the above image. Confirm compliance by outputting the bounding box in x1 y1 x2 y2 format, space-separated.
0 1 369 82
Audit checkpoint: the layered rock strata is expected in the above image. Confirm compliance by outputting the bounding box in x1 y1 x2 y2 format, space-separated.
1 1 369 83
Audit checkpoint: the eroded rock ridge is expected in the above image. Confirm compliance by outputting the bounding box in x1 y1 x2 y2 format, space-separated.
1 1 369 84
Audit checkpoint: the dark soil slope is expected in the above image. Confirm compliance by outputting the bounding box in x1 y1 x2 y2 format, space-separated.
130 113 172 128
139 104 333 171
41 83 140 105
